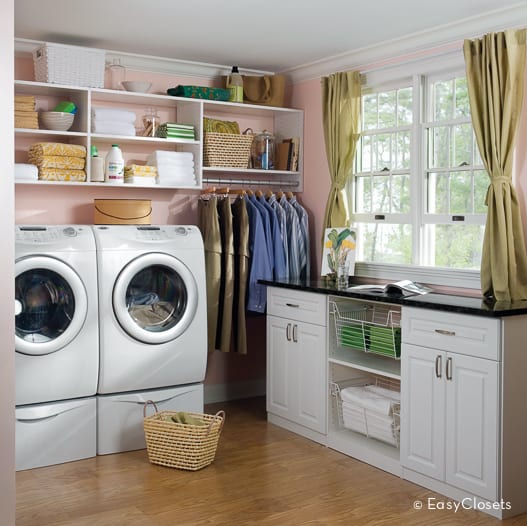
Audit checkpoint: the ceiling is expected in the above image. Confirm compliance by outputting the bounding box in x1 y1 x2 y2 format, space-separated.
14 0 527 73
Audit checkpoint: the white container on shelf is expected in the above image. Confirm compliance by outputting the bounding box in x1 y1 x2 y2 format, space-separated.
90 145 105 182
105 144 124 183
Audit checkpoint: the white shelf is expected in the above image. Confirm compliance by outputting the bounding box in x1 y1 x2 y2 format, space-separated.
15 80 304 190
329 347 401 379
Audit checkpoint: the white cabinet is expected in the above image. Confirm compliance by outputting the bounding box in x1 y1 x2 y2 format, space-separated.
401 342 498 500
266 287 326 441
14 80 304 190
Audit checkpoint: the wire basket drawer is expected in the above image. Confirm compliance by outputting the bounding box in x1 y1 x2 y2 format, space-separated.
330 378 400 447
330 300 401 358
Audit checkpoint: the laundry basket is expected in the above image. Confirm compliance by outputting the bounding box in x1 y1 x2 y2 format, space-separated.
143 401 225 470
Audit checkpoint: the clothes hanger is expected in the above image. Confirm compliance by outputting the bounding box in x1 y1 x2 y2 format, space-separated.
286 191 294 200
255 189 263 198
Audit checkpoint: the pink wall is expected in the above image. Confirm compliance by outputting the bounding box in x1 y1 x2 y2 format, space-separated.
290 78 329 277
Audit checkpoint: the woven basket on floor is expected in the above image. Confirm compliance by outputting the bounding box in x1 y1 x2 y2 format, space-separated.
203 131 253 168
143 401 225 471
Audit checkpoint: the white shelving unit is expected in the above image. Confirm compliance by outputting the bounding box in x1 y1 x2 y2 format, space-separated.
14 80 304 190
327 295 402 476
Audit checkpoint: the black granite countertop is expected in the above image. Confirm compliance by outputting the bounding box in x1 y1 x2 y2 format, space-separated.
260 279 527 317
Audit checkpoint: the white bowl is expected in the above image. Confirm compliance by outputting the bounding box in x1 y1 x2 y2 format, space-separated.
121 81 152 93
39 111 75 131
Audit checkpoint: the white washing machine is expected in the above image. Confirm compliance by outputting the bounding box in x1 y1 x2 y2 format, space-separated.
15 225 99 405
93 225 207 394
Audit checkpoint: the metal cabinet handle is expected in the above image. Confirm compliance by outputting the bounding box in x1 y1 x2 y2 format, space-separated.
435 355 442 378
446 357 453 381
435 328 456 336
286 323 292 341
292 324 298 343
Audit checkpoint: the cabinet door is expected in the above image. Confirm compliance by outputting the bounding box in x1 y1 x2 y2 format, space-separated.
401 343 446 480
267 315 292 420
266 315 326 434
445 353 498 500
294 320 326 434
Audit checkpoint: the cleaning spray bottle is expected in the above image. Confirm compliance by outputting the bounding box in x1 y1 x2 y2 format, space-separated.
226 66 243 103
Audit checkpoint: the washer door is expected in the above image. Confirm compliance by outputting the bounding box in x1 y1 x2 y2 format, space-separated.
113 252 198 344
15 256 88 356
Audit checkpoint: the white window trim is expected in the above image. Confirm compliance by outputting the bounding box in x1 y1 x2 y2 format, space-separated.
353 47 483 291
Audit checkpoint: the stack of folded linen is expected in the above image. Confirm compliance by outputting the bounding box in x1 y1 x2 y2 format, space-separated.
340 383 400 447
15 163 39 182
124 164 158 186
28 142 87 182
91 107 137 136
15 95 38 129
146 150 196 186
155 122 195 140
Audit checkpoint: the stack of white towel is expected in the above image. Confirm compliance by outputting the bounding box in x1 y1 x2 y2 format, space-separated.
91 107 137 136
146 150 196 186
340 383 400 447
15 163 38 182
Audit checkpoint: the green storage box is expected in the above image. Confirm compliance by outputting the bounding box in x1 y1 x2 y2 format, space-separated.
167 85 230 101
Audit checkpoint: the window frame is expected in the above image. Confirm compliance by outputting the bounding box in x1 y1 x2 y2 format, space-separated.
350 49 483 290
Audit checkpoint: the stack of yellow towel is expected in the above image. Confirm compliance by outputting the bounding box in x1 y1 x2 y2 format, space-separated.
124 164 157 186
28 142 87 182
15 95 38 129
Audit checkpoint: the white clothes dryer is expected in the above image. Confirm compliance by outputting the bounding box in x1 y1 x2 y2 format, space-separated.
15 225 99 405
93 225 207 394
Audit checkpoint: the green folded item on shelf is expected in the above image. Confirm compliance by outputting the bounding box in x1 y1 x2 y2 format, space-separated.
341 325 367 350
369 326 401 357
167 85 230 101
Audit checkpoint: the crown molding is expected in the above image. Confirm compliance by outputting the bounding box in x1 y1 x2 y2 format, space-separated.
283 3 527 83
14 38 273 80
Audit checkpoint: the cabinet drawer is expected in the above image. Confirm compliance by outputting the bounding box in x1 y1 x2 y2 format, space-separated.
267 287 326 326
401 307 500 360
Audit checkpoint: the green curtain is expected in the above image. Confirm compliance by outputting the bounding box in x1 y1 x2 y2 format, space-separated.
321 71 361 237
464 29 527 302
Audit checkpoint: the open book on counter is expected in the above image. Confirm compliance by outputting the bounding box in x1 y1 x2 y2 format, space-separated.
346 279 433 297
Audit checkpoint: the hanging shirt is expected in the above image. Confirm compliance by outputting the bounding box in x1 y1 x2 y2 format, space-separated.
279 194 302 281
257 193 288 281
289 195 310 280
245 195 272 313
268 192 289 278
249 193 274 277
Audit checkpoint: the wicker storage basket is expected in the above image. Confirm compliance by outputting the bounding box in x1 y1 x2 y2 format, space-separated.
33 43 105 88
203 132 253 168
143 401 225 471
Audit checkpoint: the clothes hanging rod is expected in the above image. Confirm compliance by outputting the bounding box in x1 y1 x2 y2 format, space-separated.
202 177 299 187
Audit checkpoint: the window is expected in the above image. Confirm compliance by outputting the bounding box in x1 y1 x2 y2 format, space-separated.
351 63 486 285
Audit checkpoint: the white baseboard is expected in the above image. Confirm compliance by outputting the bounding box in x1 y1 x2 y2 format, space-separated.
204 379 266 404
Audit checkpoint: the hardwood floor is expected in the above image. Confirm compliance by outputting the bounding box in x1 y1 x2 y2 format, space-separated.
16 397 527 525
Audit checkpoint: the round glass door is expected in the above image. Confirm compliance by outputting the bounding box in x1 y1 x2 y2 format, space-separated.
15 256 88 356
113 253 198 344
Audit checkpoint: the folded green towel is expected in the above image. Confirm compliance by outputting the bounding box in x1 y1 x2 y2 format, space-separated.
369 327 401 357
341 325 367 350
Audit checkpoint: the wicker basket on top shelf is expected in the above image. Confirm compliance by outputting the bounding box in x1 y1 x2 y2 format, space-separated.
203 132 253 168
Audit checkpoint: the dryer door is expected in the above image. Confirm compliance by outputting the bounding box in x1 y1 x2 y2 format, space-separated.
113 252 198 344
15 256 88 356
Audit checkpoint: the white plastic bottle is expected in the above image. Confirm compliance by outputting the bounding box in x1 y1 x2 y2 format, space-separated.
105 144 124 183
90 145 105 182
226 66 243 103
